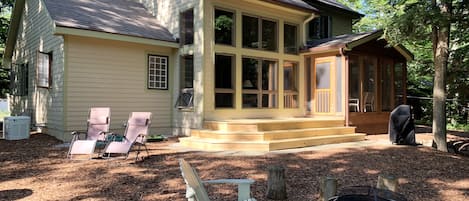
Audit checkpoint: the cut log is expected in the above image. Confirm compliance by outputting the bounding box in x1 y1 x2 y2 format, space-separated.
266 165 287 200
377 174 398 192
319 176 337 201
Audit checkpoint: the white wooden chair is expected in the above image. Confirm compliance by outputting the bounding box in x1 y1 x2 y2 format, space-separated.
364 92 375 112
348 98 360 112
178 159 256 201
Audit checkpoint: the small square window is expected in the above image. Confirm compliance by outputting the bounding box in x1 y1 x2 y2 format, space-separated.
148 55 169 90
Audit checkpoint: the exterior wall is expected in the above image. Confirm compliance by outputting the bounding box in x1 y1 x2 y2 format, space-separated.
138 0 203 136
64 35 176 141
330 14 353 36
10 0 65 139
204 0 311 120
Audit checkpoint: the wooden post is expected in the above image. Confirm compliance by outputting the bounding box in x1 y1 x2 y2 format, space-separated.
266 165 287 200
319 176 337 201
377 174 398 192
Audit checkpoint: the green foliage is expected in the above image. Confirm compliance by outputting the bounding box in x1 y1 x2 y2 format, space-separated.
341 0 469 126
0 0 13 98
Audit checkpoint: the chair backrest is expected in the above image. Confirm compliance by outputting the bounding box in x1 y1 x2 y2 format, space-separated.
86 107 110 141
124 112 152 144
365 92 374 104
179 159 211 201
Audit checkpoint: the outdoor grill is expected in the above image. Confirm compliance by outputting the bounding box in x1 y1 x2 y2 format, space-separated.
329 186 408 201
389 105 416 145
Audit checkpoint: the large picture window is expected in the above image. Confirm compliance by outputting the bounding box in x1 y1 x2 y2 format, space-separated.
242 57 278 108
215 54 235 108
284 23 298 54
214 9 235 46
37 52 51 88
181 56 193 89
242 15 277 51
148 55 168 90
181 8 194 45
308 16 331 40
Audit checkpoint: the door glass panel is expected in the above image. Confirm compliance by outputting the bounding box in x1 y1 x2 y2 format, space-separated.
315 61 332 113
316 62 331 89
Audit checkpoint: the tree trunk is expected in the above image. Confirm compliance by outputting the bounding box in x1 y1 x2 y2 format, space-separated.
376 175 398 192
266 165 287 200
432 0 451 152
319 176 337 201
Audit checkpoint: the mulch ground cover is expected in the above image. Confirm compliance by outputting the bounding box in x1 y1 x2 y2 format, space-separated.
0 127 468 201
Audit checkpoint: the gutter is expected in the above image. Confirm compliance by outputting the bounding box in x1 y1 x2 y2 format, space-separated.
302 14 316 46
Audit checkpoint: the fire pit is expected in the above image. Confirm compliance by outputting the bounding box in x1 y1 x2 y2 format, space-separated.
328 186 408 201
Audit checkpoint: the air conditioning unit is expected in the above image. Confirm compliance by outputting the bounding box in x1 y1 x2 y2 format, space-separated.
3 116 30 140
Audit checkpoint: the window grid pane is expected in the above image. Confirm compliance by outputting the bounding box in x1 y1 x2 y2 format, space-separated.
148 55 168 90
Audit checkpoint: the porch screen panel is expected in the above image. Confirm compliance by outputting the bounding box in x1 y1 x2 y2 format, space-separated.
306 57 312 111
394 63 405 105
349 56 360 112
335 56 342 112
381 61 393 111
363 56 377 112
315 62 331 113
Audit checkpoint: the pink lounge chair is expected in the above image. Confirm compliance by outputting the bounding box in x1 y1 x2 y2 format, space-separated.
67 107 111 159
102 112 152 160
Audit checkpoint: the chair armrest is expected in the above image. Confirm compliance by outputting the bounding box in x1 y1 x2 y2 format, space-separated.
203 179 255 201
203 179 255 185
70 131 87 141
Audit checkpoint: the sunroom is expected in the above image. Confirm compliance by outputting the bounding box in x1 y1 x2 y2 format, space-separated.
304 30 413 134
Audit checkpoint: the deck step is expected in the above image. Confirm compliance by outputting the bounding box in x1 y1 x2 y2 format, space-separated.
179 134 366 152
180 118 366 152
191 127 356 141
203 119 345 132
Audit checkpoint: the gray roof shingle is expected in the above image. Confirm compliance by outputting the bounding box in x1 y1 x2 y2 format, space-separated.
44 0 176 42
263 0 319 12
307 30 379 49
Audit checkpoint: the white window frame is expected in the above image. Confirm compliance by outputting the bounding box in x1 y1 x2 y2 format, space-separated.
148 55 168 90
37 51 51 88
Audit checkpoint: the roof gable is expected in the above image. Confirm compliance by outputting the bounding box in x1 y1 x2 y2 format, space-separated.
305 30 413 61
44 0 176 42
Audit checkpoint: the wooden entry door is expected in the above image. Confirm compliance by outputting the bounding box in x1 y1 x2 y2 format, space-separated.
313 57 336 114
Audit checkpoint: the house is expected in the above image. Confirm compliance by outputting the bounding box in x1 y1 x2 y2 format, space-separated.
4 0 412 151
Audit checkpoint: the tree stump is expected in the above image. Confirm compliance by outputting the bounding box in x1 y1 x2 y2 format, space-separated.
319 176 337 201
377 174 398 192
266 165 287 200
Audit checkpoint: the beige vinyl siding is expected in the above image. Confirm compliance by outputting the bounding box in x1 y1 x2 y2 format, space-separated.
331 15 353 36
137 0 196 37
64 36 175 140
137 0 203 135
11 0 65 139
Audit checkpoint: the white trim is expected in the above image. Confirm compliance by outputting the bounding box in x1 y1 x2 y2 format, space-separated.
54 26 179 48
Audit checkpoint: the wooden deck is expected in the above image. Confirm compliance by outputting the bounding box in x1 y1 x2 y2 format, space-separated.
179 118 366 151
349 112 391 134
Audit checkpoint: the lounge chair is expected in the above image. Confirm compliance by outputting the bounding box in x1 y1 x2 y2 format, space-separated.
178 159 256 201
102 112 152 160
67 107 111 159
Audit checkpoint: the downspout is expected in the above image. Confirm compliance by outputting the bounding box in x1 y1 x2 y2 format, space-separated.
302 14 316 46
341 47 350 126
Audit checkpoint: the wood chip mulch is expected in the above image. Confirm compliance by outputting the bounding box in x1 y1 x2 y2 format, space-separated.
0 127 468 201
